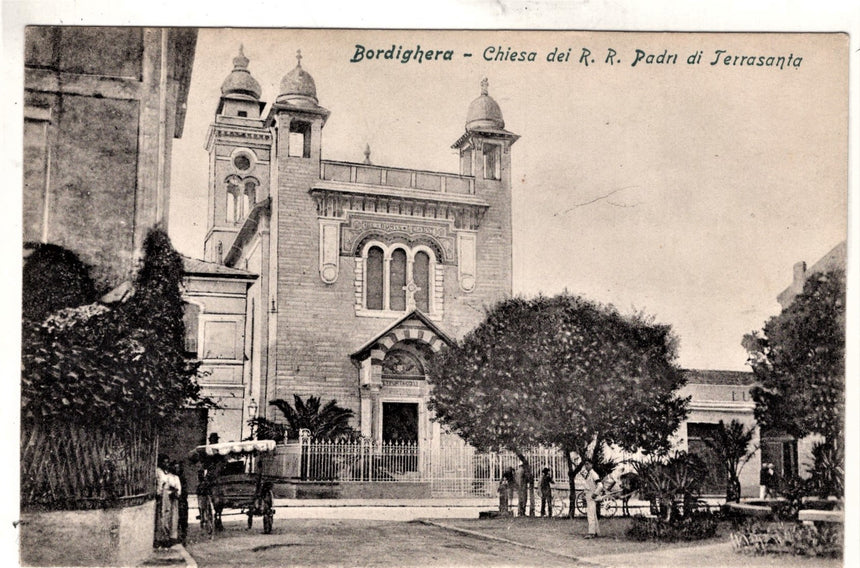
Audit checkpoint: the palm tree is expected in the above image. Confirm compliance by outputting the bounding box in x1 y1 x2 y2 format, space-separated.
702 419 757 502
270 395 357 441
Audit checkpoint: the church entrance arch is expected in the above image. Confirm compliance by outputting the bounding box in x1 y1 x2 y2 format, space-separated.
350 310 455 450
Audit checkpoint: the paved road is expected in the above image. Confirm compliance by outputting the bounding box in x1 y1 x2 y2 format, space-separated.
185 518 595 567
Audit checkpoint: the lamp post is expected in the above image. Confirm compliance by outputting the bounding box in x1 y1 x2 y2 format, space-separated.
248 398 258 440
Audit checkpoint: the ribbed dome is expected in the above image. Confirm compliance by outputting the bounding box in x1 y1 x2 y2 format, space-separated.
277 50 318 106
466 78 504 131
220 45 262 100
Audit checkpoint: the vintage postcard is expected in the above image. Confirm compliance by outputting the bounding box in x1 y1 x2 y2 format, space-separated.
15 21 853 568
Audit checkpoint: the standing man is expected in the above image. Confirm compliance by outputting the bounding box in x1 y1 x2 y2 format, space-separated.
763 463 777 499
581 460 603 538
539 468 554 517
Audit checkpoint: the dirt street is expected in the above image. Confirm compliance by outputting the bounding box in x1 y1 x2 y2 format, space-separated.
185 518 592 567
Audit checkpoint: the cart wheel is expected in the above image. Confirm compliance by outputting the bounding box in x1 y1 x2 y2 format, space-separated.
574 491 587 516
262 489 275 534
601 497 618 518
552 497 566 517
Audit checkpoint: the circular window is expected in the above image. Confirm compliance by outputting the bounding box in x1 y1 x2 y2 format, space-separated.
233 154 251 171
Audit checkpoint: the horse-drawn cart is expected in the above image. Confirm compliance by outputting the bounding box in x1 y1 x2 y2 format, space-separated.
189 439 277 535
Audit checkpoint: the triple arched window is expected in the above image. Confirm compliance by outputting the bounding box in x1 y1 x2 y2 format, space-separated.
362 242 434 314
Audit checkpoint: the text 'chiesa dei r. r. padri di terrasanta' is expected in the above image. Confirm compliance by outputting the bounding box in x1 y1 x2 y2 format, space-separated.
176 46 794 497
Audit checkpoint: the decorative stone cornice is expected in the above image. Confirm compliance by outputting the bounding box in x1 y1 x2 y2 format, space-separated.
206 123 272 151
309 184 488 231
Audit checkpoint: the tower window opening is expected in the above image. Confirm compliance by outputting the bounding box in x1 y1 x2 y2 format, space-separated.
226 179 243 223
483 144 501 180
237 110 248 117
289 121 311 158
244 180 257 208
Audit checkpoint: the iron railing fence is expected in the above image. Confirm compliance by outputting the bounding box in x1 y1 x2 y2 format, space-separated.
258 437 643 497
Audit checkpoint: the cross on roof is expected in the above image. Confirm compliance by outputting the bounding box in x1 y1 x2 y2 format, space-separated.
296 49 303 66
480 77 488 96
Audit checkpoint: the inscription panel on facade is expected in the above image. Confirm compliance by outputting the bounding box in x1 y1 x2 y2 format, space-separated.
341 213 456 263
382 379 424 388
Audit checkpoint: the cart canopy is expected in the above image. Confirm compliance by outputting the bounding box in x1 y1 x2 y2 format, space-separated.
189 439 276 460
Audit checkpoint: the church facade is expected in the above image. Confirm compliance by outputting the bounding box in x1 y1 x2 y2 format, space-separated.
191 48 517 450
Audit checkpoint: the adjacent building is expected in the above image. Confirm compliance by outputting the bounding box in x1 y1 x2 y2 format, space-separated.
23 27 197 287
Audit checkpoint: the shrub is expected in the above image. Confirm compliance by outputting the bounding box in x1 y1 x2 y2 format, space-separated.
731 522 842 558
806 441 844 498
626 513 718 542
632 451 708 522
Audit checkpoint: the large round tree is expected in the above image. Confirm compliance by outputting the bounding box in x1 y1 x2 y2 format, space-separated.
428 293 689 513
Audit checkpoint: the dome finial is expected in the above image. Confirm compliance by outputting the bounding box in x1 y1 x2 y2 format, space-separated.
232 44 249 70
222 43 261 100
277 49 319 106
363 144 371 165
465 77 504 131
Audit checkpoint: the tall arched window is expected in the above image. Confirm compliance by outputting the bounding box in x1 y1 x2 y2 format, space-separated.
226 178 242 223
366 246 384 310
243 180 257 214
389 248 407 311
414 251 430 312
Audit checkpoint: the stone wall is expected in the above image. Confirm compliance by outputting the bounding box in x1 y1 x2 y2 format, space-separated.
19 500 155 567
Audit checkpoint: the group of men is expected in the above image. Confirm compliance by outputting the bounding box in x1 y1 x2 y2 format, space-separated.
497 459 608 538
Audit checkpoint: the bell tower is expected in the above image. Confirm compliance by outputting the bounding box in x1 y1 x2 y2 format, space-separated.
451 78 518 294
204 46 272 264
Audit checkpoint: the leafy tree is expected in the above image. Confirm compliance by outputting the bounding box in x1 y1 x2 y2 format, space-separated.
268 395 357 441
246 417 287 443
428 293 689 516
701 419 756 502
21 228 210 430
743 269 845 494
22 243 98 322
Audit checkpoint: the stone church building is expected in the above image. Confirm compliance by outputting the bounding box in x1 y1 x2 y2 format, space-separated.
184 48 518 451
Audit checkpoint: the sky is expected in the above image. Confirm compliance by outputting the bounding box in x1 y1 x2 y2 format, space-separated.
169 29 847 372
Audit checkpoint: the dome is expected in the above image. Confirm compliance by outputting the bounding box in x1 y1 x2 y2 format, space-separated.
220 45 262 100
465 78 504 131
277 50 319 106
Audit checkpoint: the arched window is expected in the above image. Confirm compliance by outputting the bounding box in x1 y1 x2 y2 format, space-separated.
244 180 257 213
360 242 439 314
414 251 430 312
389 248 407 311
226 178 242 223
366 246 384 310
